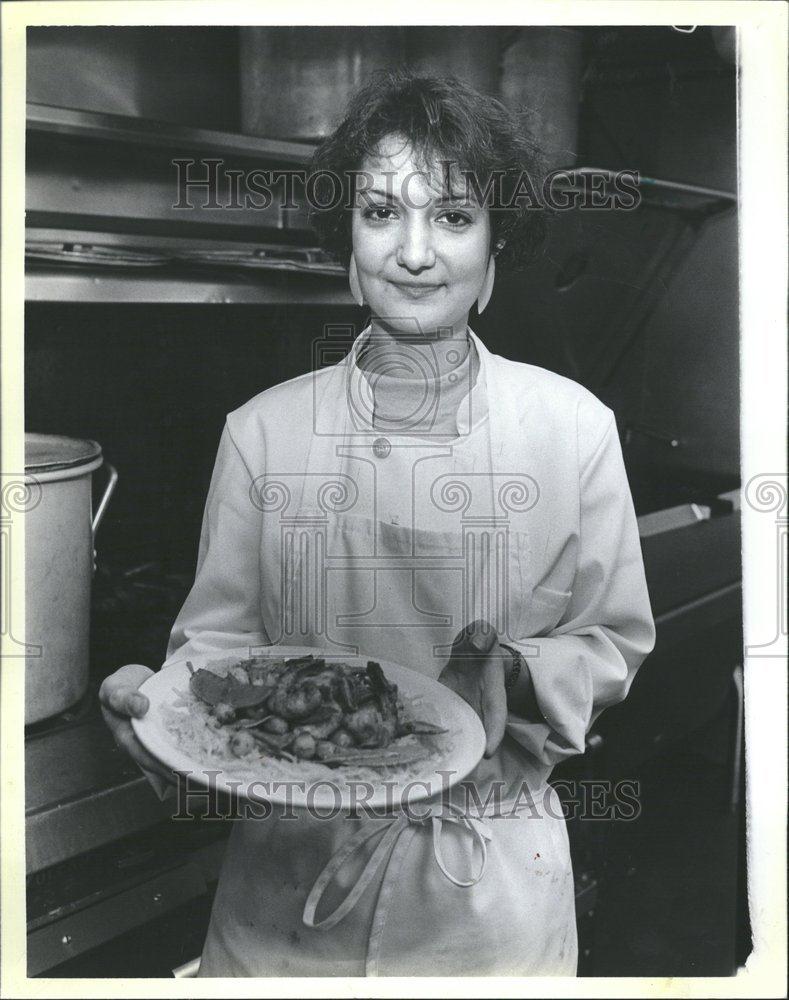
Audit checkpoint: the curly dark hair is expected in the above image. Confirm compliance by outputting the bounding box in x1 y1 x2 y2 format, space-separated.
307 70 547 271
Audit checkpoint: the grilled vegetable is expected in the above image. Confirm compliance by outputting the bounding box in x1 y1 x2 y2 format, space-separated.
190 667 270 709
189 653 447 767
213 701 237 725
398 719 449 736
296 705 343 740
249 729 296 762
230 731 257 757
290 732 317 760
189 667 228 706
345 704 396 748
262 715 289 735
320 744 432 769
268 681 323 721
315 740 337 761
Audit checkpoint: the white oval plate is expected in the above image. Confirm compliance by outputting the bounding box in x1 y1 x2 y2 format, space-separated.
132 645 486 811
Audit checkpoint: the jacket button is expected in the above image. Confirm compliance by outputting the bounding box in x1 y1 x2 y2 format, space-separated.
372 437 391 458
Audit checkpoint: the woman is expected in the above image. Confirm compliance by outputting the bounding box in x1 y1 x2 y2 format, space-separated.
100 72 655 977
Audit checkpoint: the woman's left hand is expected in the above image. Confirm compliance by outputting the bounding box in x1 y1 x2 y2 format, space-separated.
439 618 511 758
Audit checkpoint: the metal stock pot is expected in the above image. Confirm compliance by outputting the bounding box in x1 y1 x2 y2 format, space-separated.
25 434 117 725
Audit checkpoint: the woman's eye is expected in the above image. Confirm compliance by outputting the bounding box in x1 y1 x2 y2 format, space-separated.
437 211 472 228
363 206 397 222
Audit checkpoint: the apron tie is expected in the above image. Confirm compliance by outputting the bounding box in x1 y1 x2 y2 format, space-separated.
302 802 492 975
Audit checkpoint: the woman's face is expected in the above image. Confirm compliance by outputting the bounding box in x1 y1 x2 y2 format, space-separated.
351 134 492 336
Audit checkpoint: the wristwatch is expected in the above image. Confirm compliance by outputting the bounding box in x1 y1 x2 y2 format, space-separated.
499 642 524 695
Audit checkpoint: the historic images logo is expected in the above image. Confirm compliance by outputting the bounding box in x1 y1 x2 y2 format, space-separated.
171 160 641 214
1 475 43 658
744 473 788 657
170 768 642 824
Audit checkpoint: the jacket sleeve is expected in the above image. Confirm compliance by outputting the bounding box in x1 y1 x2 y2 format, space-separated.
506 411 656 766
163 420 270 666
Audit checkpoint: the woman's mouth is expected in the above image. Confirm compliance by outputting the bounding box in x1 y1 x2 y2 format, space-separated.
388 280 445 300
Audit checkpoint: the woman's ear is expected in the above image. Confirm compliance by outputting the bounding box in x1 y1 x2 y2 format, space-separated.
348 254 364 307
476 254 496 315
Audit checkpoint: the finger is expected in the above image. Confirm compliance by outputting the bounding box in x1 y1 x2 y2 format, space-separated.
99 665 152 714
481 659 508 758
447 628 485 664
108 662 154 688
468 619 498 655
100 683 150 719
447 627 471 659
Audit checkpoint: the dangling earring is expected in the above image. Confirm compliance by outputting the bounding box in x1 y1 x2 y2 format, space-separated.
476 254 496 315
348 254 364 307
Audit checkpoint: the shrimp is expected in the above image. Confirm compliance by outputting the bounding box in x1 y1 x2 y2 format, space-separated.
294 705 343 740
268 681 323 720
344 704 397 748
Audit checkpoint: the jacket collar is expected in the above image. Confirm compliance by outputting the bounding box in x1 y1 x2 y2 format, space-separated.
340 325 527 429
306 325 529 481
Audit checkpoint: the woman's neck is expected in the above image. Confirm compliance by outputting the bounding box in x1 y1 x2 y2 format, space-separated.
361 316 471 379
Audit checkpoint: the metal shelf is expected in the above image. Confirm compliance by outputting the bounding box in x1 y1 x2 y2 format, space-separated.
555 165 736 216
26 268 354 306
24 109 342 303
27 103 317 165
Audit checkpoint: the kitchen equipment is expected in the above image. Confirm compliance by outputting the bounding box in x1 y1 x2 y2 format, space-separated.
25 433 117 724
239 27 508 141
500 27 584 170
239 27 402 140
403 27 502 95
26 26 239 131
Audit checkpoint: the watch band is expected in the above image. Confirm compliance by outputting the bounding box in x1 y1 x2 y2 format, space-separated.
499 642 524 694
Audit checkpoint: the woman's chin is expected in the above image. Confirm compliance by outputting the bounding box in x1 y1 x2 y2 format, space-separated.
369 300 472 336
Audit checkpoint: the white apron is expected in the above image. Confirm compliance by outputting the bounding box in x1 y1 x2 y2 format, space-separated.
196 337 578 977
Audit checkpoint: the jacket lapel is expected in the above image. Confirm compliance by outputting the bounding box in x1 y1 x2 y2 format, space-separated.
294 327 373 516
467 328 529 479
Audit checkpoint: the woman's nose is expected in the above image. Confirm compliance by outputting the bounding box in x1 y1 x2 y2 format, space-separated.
397 219 436 271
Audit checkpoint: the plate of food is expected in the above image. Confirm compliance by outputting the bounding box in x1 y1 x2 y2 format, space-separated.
131 645 486 810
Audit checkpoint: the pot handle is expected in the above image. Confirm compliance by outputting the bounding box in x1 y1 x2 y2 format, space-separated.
93 463 118 537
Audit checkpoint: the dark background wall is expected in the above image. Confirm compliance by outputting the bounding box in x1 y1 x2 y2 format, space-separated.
26 303 363 570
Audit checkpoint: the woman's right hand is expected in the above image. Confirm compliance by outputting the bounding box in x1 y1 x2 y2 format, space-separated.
99 663 175 785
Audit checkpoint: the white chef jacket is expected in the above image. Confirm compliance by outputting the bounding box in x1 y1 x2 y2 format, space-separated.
161 326 655 977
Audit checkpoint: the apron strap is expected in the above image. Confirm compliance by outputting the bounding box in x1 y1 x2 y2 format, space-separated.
302 815 408 931
430 801 492 888
302 805 493 973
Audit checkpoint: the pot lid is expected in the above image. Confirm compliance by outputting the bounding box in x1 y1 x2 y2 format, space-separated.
25 433 102 474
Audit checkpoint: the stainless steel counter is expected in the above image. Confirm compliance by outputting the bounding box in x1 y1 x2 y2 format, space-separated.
26 708 173 875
